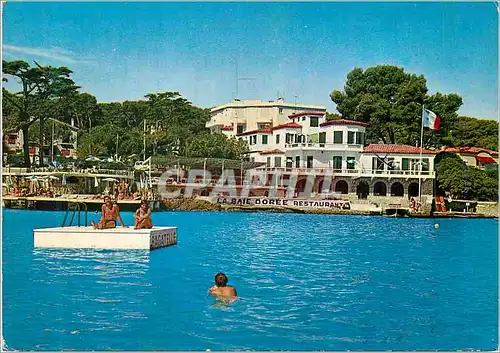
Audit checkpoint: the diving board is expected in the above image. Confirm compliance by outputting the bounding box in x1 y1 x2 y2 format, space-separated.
33 226 177 250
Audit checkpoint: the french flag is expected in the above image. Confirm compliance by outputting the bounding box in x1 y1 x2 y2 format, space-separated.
423 108 440 130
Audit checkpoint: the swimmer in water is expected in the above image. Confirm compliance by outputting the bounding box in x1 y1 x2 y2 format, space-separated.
209 273 237 299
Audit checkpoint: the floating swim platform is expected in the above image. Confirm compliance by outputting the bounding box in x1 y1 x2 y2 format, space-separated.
33 226 177 250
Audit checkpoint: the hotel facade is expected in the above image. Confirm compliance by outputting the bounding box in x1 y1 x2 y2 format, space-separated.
206 99 437 207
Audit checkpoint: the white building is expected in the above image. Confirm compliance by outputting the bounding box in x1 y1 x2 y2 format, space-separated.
205 100 437 204
231 110 437 202
206 98 326 137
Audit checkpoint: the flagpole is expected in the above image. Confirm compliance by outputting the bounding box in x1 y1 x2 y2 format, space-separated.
418 105 425 205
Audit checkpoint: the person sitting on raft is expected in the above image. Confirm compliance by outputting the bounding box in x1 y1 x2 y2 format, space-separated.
134 200 153 230
91 196 128 229
209 273 238 298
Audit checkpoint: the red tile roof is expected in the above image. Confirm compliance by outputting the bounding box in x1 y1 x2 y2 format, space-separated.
236 127 273 136
272 122 302 130
259 149 285 155
362 144 437 155
236 123 301 136
441 146 498 157
288 111 325 119
221 125 233 131
320 119 369 127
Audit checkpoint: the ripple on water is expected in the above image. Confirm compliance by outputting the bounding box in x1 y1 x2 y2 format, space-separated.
1 211 498 351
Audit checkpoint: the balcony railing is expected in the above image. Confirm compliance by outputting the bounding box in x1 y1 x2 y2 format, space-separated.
256 167 434 178
284 142 364 149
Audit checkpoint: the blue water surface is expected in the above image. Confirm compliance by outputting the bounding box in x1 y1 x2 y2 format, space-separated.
2 209 498 351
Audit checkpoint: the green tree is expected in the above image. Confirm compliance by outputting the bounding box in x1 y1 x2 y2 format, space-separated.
435 154 498 201
2 60 79 167
330 65 463 147
325 112 342 121
184 133 249 159
449 116 498 150
75 142 107 158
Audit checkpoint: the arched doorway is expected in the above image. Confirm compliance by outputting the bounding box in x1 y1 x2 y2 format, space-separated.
373 181 387 196
408 183 419 197
390 182 404 197
356 181 369 199
295 178 307 193
335 180 349 194
317 177 334 194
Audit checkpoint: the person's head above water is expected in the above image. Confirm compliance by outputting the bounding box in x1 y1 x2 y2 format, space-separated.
215 272 228 287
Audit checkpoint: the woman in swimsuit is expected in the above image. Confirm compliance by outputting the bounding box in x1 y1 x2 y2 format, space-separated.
134 200 153 230
92 196 128 229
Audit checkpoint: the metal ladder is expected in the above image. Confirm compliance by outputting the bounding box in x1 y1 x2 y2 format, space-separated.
61 202 88 227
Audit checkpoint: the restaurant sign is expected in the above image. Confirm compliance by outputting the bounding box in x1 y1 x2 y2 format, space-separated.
216 197 350 210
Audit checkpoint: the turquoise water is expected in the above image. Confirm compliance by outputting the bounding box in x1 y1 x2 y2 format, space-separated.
2 209 498 351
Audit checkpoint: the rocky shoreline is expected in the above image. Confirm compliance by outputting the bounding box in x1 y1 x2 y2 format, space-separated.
161 197 499 218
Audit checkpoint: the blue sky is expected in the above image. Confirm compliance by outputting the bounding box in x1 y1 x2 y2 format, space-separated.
3 2 498 119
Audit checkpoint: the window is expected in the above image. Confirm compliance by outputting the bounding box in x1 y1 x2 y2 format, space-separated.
310 117 319 127
347 157 355 169
275 134 280 144
266 157 271 167
262 135 268 144
387 158 395 170
279 108 283 114
286 157 293 168
347 131 355 144
402 158 409 170
307 156 313 168
258 123 266 129
274 157 281 168
333 131 343 144
333 156 342 169
372 157 385 171
319 132 326 146
237 125 244 134
295 156 301 168
252 135 257 145
422 158 429 171
249 136 254 145
302 116 306 121
355 132 364 145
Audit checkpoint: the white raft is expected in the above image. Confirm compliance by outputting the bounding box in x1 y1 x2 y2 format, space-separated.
33 226 177 250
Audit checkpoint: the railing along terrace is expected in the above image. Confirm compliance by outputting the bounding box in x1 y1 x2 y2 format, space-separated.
2 166 134 177
284 142 364 149
256 167 434 178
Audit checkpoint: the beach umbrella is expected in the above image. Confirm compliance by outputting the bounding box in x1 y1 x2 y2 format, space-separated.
62 174 67 185
86 156 101 162
94 177 99 188
47 175 59 180
102 177 119 182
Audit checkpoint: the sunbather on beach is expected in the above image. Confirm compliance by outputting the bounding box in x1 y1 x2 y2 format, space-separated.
209 273 238 299
134 200 153 230
91 196 128 229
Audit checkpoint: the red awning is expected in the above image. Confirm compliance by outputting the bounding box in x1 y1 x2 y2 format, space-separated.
476 156 497 164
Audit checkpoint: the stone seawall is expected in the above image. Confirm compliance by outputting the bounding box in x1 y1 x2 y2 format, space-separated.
160 197 494 218
476 202 499 217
